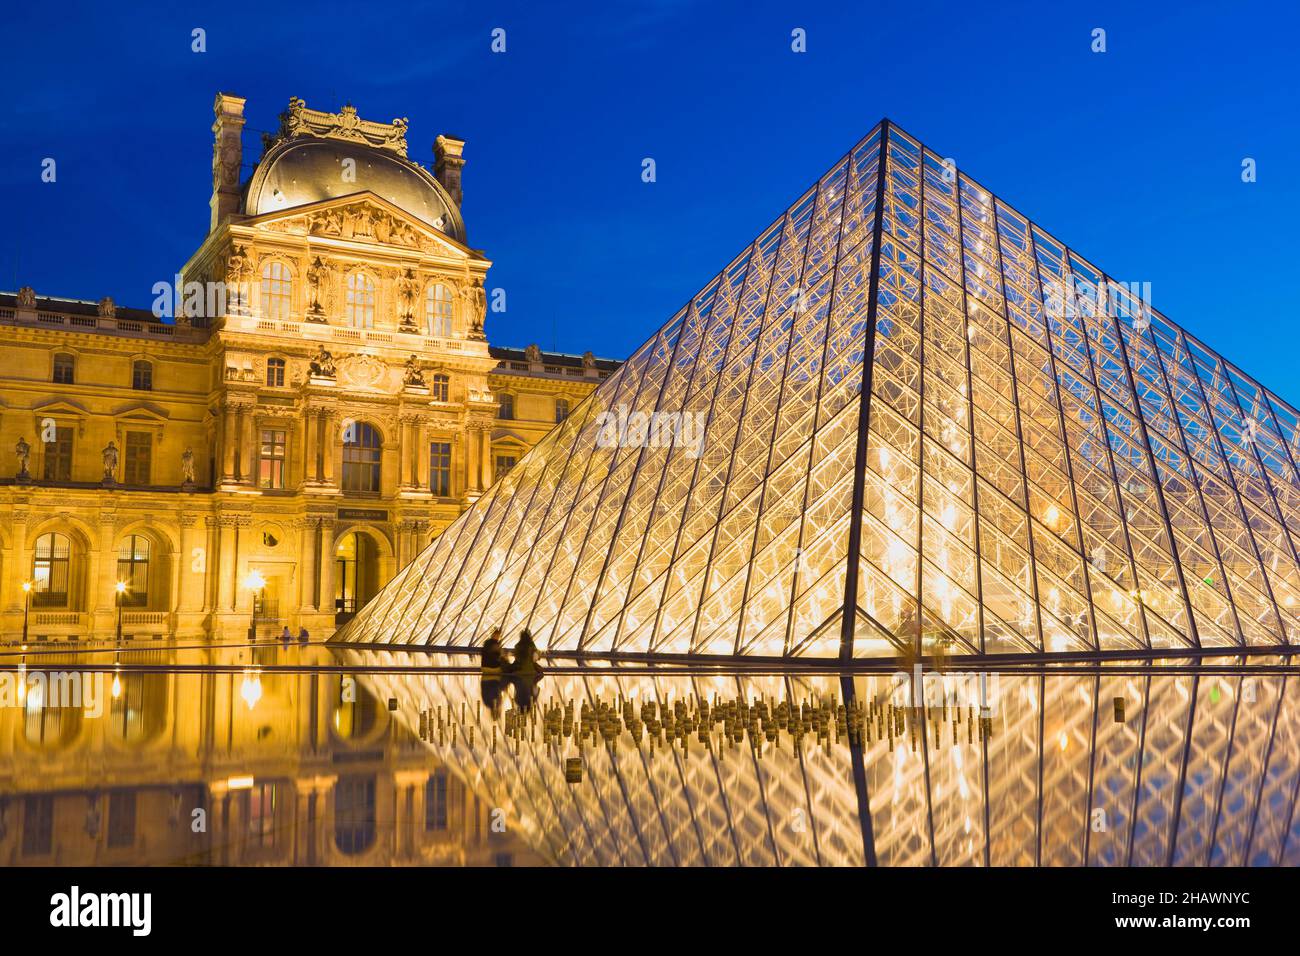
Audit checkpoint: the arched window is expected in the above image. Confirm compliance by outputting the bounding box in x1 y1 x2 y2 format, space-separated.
346 273 376 329
425 283 453 337
31 532 72 608
131 360 153 391
334 775 376 855
260 261 293 320
342 422 382 493
431 373 450 403
265 357 286 387
116 535 151 608
497 392 514 420
555 398 570 423
52 353 75 385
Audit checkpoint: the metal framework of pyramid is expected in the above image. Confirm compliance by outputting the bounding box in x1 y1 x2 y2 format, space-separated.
337 120 1300 661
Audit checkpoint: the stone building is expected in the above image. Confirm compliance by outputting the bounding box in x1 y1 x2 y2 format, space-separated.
0 646 542 866
0 94 617 643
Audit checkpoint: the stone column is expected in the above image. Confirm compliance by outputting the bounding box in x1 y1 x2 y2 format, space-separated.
398 417 413 488
303 409 319 485
318 518 336 622
7 510 30 614
298 517 318 611
480 426 494 489
465 424 480 495
239 404 256 484
414 420 429 491
217 516 237 612
321 413 337 486
92 513 118 637
176 513 200 612
221 404 238 481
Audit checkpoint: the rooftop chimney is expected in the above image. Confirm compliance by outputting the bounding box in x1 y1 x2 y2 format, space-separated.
433 135 465 207
210 92 246 232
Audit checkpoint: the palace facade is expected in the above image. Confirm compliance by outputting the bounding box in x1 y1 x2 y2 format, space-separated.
0 94 617 644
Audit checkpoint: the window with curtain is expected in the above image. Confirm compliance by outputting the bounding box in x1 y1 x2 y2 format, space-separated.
431 373 450 402
346 273 376 328
53 353 75 384
132 360 153 391
425 283 453 337
555 398 570 423
43 426 73 481
265 357 286 387
497 393 514 420
342 422 382 493
260 261 293 320
430 441 452 496
259 429 287 489
123 432 151 485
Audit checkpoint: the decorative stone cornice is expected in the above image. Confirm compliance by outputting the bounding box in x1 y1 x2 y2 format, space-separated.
274 97 409 158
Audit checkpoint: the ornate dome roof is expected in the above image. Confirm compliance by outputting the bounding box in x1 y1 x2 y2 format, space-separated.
244 137 466 244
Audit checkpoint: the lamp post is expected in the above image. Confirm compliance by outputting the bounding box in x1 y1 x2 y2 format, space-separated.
20 581 32 646
243 569 266 643
115 580 128 643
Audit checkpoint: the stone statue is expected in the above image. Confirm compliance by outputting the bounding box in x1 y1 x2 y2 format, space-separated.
309 344 336 378
97 296 116 319
181 446 196 486
402 354 426 388
525 343 542 364
15 437 31 478
16 286 35 309
101 441 119 483
582 350 596 370
305 256 328 319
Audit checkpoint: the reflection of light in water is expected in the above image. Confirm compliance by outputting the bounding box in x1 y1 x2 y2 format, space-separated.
241 671 263 710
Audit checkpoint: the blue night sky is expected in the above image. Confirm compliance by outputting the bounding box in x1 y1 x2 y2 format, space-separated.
3 1 1298 401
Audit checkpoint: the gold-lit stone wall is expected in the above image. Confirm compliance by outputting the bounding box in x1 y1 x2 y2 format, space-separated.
0 94 616 644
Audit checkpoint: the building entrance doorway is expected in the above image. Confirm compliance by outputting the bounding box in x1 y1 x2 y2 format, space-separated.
335 532 380 624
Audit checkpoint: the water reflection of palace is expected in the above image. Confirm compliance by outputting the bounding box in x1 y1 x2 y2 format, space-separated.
0 646 540 866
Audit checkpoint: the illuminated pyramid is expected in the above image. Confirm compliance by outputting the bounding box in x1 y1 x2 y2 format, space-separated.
337 120 1300 661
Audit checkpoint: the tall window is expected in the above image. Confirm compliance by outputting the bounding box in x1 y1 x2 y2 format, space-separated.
22 796 53 857
555 398 570 423
346 273 376 328
497 393 514 420
265 357 286 387
123 432 151 485
425 772 449 832
260 261 293 320
43 426 73 481
426 283 453 337
116 535 151 607
342 422 382 493
132 360 153 391
334 775 377 855
259 429 287 489
247 783 278 848
495 455 517 477
431 373 450 403
430 441 452 496
53 353 75 384
107 791 137 849
31 532 71 608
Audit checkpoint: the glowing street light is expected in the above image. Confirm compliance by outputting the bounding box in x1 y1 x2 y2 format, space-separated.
243 569 266 643
20 581 32 645
114 580 129 644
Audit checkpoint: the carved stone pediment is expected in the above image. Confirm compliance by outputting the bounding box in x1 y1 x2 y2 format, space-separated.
274 97 409 158
256 197 457 254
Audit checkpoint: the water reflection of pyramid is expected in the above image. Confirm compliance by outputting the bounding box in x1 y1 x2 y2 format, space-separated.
349 654 1300 866
338 120 1300 660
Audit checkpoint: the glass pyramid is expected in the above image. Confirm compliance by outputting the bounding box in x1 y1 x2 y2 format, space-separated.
338 120 1300 661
